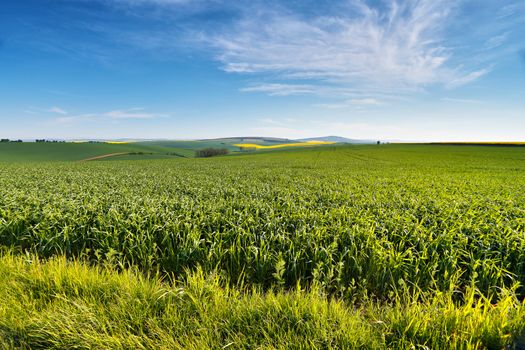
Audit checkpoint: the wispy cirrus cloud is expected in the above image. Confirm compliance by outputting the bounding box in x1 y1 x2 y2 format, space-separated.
60 0 513 98
104 108 160 119
240 83 403 103
314 98 384 110
313 103 351 110
441 97 483 104
349 98 382 106
21 0 525 102
25 106 68 115
205 0 525 101
241 83 316 96
49 107 68 115
52 108 168 124
209 0 493 95
446 67 492 89
109 0 192 4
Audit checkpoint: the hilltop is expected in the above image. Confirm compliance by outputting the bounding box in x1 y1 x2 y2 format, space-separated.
298 136 375 144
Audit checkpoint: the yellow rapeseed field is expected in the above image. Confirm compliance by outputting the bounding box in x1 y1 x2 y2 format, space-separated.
105 141 131 144
233 141 336 149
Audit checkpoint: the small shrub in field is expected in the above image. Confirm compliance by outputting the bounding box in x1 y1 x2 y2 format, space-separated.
195 148 229 157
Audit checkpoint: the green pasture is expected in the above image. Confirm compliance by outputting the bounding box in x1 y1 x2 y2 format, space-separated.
0 138 308 162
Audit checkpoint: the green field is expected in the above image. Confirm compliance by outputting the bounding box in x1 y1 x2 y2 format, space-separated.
0 138 308 162
145 137 298 151
1 144 525 348
0 142 192 162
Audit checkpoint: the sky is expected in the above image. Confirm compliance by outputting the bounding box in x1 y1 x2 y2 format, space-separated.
1 0 524 141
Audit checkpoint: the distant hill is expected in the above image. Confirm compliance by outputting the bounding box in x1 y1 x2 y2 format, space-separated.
298 136 375 144
200 137 295 144
0 141 194 162
202 136 375 144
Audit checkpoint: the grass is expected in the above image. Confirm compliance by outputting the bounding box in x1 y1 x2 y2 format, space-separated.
1 253 524 349
1 144 525 348
0 138 304 162
0 139 338 163
430 142 525 146
0 142 198 162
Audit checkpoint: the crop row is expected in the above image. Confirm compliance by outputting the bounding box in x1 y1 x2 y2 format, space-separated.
1 145 524 301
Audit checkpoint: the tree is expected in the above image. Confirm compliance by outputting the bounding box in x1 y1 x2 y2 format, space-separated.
195 148 229 158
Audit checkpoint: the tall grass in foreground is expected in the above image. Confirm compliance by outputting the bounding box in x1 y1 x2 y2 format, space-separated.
1 254 525 349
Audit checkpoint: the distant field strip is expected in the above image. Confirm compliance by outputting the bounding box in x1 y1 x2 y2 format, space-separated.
0 142 197 162
233 141 336 149
430 142 525 146
104 141 132 145
72 141 133 144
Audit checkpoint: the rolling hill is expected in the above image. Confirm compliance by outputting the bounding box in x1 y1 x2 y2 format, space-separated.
298 136 375 143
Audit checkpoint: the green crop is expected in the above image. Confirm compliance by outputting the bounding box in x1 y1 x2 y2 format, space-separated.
1 144 525 348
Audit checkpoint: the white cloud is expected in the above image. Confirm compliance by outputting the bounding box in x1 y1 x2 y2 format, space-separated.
108 0 192 5
63 0 515 100
54 114 97 124
483 33 509 51
24 106 68 115
441 97 483 104
241 83 400 100
211 0 475 93
35 0 518 103
314 97 383 109
104 109 158 119
52 108 168 124
241 84 316 96
314 103 350 110
49 107 68 115
446 68 491 88
349 98 382 106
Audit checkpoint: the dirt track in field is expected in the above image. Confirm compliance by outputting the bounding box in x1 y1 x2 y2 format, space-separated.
80 152 130 162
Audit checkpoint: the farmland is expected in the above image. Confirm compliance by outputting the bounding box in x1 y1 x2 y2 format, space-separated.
233 140 336 149
1 144 525 348
0 138 325 162
0 142 191 162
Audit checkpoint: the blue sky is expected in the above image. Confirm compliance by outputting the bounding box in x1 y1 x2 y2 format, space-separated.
1 0 524 141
